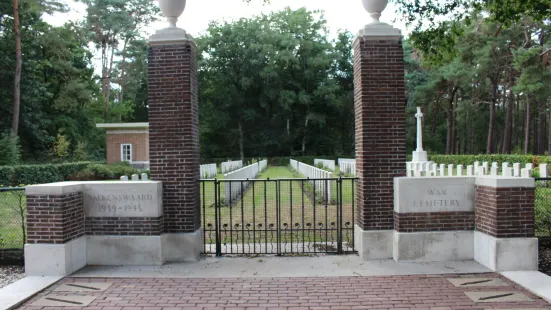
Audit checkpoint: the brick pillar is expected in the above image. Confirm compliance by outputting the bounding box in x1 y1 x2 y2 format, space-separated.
354 24 406 260
148 28 202 261
474 177 537 271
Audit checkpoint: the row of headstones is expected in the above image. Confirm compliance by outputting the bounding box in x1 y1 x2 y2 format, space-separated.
407 161 544 178
314 159 336 171
224 160 268 204
337 158 355 167
340 161 356 176
120 173 149 181
221 160 243 174
290 159 334 201
200 163 217 179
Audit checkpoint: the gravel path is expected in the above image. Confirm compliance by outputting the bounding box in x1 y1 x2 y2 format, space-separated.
0 265 24 289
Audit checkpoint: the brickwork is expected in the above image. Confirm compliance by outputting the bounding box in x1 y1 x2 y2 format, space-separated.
354 37 406 230
106 132 149 164
394 212 475 233
148 41 200 233
475 185 535 238
27 192 84 244
85 216 163 236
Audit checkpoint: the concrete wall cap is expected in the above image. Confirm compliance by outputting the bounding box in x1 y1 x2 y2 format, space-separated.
26 182 84 196
475 176 535 188
357 23 402 39
149 28 195 44
96 123 149 129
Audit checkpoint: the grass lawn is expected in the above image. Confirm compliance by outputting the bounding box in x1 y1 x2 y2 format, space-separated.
201 166 355 248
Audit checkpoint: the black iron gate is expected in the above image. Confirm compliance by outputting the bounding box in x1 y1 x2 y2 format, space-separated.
201 178 358 256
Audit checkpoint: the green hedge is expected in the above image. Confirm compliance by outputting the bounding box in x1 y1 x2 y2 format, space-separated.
0 162 99 186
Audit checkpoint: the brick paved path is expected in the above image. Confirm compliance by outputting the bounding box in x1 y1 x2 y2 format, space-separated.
18 273 550 310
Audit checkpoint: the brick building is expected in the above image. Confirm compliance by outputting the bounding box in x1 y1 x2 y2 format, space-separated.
96 123 150 169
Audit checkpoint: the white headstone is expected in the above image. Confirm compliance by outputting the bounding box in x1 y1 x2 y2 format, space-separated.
492 162 498 169
474 162 480 175
466 165 473 176
448 164 454 176
541 164 548 178
141 173 149 181
526 163 534 170
439 164 445 177
491 167 498 176
131 174 139 181
513 163 521 177
120 176 129 181
457 165 463 176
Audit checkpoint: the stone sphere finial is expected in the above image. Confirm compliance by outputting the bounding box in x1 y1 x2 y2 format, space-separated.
362 0 388 23
157 0 187 28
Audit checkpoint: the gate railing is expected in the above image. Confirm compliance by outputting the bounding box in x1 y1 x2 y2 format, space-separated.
200 178 358 256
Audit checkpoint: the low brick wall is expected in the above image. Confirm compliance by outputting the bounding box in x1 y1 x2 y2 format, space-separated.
475 185 535 238
85 216 164 236
27 192 85 244
394 212 475 233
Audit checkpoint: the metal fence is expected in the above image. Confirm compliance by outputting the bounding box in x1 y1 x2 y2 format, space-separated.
536 178 551 236
0 188 26 264
201 178 358 256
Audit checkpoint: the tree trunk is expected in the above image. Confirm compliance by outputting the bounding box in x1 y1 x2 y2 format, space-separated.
525 101 531 154
445 86 458 154
502 88 514 154
301 115 309 155
431 96 440 134
101 39 108 119
486 78 498 154
548 109 551 155
119 40 129 104
105 45 115 107
513 94 519 151
238 120 244 161
538 103 546 154
11 0 21 136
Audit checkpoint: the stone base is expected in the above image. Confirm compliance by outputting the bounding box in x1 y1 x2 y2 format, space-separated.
412 151 428 163
25 237 86 276
87 235 164 266
393 231 473 262
162 229 203 262
474 231 538 271
355 226 393 260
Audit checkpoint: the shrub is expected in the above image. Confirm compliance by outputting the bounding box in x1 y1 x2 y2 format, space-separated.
73 141 89 162
52 134 70 161
0 133 21 166
71 162 141 181
0 162 98 186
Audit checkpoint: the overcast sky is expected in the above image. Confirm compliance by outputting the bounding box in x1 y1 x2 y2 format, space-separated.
43 0 409 38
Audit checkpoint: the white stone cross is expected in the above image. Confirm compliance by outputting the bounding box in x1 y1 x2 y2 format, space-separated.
415 107 424 152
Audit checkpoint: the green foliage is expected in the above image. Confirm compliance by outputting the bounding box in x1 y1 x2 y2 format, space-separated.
73 141 88 161
0 133 21 166
52 133 70 161
71 162 141 181
0 162 95 186
198 8 354 158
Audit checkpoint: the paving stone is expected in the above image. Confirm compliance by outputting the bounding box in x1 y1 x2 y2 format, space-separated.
30 295 96 307
447 278 509 287
466 291 533 303
54 282 113 292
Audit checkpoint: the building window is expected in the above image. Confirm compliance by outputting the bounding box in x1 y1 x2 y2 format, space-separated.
121 144 132 162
